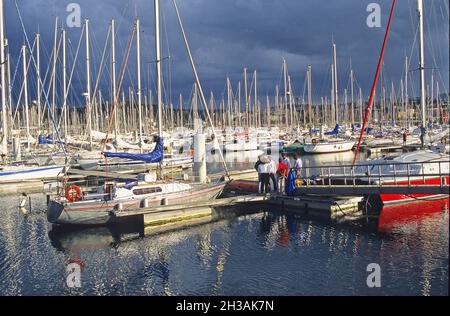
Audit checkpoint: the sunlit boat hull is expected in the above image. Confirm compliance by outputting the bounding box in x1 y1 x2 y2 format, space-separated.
0 165 64 183
303 140 354 154
48 182 225 226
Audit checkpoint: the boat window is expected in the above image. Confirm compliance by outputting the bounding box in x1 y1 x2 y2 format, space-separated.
133 187 162 195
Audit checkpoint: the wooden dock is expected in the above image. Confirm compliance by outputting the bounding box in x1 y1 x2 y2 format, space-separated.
114 194 267 227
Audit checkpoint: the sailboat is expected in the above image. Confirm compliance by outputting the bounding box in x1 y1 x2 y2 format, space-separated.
303 124 355 154
346 0 450 207
0 0 66 184
47 0 227 226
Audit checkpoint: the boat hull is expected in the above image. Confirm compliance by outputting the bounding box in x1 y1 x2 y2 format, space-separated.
303 141 354 154
0 165 64 183
380 176 450 205
48 183 225 226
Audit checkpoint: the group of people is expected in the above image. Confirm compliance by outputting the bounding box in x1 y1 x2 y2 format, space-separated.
255 153 303 195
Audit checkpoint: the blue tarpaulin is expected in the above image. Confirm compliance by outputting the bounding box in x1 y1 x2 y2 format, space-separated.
104 136 164 163
38 135 65 145
324 124 340 135
285 169 297 196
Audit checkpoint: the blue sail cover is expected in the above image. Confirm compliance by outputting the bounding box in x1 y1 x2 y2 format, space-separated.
324 124 340 135
104 137 164 163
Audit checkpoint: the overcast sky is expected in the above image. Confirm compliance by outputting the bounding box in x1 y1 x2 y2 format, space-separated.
4 0 449 107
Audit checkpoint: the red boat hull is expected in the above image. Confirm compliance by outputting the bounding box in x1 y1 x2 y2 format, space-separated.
378 198 449 232
380 176 450 205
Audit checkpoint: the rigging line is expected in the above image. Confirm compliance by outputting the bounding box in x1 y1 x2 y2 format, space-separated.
427 1 448 95
57 24 86 130
13 0 67 156
172 0 230 179
160 1 173 108
8 55 20 112
92 25 111 101
12 45 35 124
101 24 136 153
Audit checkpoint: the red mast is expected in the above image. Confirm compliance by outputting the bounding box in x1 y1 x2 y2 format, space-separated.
352 0 397 166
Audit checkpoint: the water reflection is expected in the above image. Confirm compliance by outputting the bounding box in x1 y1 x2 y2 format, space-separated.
0 192 448 295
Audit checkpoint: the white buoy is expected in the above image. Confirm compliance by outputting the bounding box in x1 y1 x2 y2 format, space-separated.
193 133 207 183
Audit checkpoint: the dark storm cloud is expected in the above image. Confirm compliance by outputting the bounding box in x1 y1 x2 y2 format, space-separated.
3 0 449 107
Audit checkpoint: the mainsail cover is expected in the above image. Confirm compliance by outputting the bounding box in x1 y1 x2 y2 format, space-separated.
324 124 340 135
104 137 164 163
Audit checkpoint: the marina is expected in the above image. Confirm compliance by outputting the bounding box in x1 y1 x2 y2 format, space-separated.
0 0 448 297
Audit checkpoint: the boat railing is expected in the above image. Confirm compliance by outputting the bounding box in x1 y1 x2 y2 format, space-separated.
297 160 450 189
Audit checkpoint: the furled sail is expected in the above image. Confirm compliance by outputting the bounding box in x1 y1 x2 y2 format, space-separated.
104 136 164 163
324 124 340 135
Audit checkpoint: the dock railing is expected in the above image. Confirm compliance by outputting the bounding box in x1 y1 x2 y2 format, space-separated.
295 159 450 195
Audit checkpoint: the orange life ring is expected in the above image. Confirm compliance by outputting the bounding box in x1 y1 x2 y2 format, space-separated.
65 185 82 202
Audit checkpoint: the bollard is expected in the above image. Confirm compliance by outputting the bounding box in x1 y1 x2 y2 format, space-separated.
193 133 207 183
12 137 21 161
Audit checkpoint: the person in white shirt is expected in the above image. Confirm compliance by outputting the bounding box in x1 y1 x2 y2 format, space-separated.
257 156 271 194
293 154 303 177
268 156 278 192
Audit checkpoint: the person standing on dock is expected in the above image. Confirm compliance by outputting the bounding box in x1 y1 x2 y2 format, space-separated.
420 125 426 148
293 154 303 178
268 156 278 192
402 130 408 146
277 157 288 193
255 156 263 194
281 153 291 169
257 155 271 195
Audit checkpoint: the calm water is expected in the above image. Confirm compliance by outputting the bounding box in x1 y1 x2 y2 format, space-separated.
0 151 448 296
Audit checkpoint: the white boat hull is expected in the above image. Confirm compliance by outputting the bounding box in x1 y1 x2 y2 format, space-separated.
304 140 355 154
0 165 64 183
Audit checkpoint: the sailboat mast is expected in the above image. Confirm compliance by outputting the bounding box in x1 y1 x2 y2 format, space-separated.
417 0 426 127
155 0 163 136
111 19 118 138
85 19 93 149
62 28 68 138
307 65 312 126
333 43 339 124
22 45 30 149
36 33 41 134
136 18 143 152
1 0 7 156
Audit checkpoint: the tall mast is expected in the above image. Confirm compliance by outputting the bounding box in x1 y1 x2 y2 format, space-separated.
179 93 183 128
85 19 92 149
136 18 143 152
111 19 118 137
307 65 312 126
22 45 30 149
1 0 8 156
254 70 258 128
155 0 163 136
333 43 339 124
244 67 248 127
350 68 355 125
405 55 409 127
62 28 68 138
52 17 58 142
417 0 426 127
331 63 335 126
36 33 41 134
